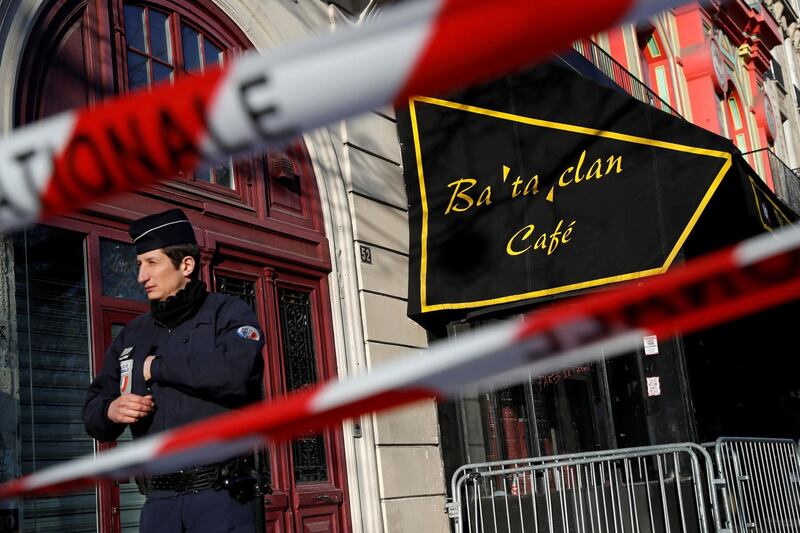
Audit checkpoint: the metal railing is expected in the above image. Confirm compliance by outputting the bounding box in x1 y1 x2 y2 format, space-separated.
448 438 800 532
447 443 719 533
743 148 800 214
711 438 800 532
572 38 683 119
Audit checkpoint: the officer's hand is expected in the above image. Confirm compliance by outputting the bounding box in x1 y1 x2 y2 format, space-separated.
143 355 156 381
107 394 154 424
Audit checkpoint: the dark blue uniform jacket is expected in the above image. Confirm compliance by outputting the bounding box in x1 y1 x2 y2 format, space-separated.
83 293 265 443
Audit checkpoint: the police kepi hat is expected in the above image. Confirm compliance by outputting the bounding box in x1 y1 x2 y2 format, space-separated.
129 209 197 254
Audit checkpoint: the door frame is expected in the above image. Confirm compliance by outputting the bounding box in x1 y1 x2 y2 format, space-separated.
95 307 148 532
212 255 352 533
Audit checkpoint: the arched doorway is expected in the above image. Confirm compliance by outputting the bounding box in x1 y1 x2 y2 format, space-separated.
13 1 351 531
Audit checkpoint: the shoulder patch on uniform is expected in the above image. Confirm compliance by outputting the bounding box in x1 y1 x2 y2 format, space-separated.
237 326 261 341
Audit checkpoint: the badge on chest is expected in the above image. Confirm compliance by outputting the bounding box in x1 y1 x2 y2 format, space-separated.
119 347 134 395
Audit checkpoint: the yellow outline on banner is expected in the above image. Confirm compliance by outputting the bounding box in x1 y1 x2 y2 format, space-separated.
409 95 733 313
747 175 793 231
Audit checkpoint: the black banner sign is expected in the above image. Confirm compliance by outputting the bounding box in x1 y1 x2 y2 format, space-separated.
747 174 794 231
398 60 781 325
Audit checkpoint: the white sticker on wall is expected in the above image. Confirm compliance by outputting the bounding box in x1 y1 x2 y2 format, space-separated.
643 335 659 355
646 376 662 397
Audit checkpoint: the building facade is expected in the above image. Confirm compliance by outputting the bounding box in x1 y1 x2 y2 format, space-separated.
427 0 800 522
594 0 800 209
0 0 447 531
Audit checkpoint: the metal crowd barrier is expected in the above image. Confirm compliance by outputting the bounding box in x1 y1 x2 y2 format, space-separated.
711 437 800 532
447 439 800 532
447 443 719 533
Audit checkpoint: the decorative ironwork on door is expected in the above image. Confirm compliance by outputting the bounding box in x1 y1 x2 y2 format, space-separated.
279 289 328 483
217 275 257 310
215 274 272 488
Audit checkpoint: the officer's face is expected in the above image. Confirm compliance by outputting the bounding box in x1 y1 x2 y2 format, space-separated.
136 249 192 301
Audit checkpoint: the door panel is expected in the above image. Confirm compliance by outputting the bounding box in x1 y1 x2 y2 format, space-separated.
117 427 146 533
275 285 348 532
299 508 339 533
264 492 290 533
99 310 148 532
214 271 277 531
214 263 350 533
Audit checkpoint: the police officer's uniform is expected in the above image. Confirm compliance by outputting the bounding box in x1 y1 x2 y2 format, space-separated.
83 209 265 533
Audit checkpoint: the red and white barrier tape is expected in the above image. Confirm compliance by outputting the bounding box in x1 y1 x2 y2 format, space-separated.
2 222 800 499
0 0 713 497
0 0 686 234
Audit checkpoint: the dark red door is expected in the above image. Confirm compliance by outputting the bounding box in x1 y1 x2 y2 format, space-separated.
214 262 351 533
95 308 149 532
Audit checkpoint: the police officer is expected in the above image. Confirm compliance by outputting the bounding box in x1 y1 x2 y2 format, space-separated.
83 209 265 533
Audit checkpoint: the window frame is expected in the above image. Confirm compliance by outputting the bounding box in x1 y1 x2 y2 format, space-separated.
115 0 256 202
640 30 677 110
725 91 752 155
122 4 177 89
16 0 328 238
14 224 100 533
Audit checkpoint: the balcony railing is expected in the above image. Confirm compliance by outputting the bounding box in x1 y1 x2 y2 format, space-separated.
572 38 683 119
571 39 799 215
744 147 800 214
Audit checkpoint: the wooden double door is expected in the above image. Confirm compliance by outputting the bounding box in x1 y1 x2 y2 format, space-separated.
96 256 350 533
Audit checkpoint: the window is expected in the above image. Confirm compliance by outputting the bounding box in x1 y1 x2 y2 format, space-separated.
177 21 231 188
100 239 147 302
122 3 235 189
327 0 370 16
123 5 174 89
771 60 786 90
437 318 613 488
180 24 222 73
726 92 751 154
639 30 677 112
18 0 326 231
654 65 672 106
646 35 661 59
728 97 743 130
14 226 96 532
